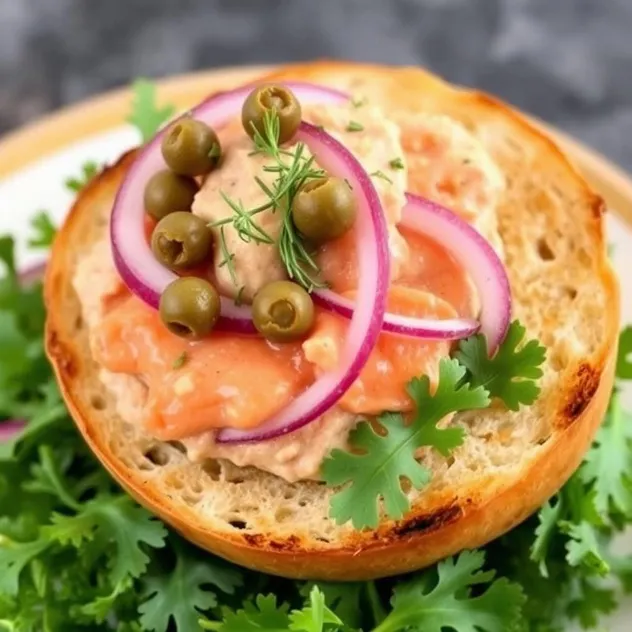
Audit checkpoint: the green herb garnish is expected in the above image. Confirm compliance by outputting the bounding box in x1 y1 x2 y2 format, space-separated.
455 320 546 410
322 359 490 529
217 226 238 287
372 551 525 632
213 110 326 290
346 120 364 132
370 170 393 184
172 352 188 370
27 211 57 249
388 157 405 170
127 79 176 143
65 160 99 193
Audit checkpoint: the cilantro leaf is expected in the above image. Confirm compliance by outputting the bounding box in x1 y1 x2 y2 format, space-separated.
323 359 489 529
301 582 364 629
87 496 168 584
560 521 609 576
127 79 176 143
323 416 431 529
455 320 546 410
0 536 50 595
139 542 241 632
27 211 57 249
0 402 67 462
202 594 291 631
566 579 617 629
80 578 132 623
65 160 99 193
581 392 632 517
288 586 342 632
530 499 563 578
374 550 525 632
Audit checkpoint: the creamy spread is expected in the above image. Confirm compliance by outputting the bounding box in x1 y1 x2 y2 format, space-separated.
73 99 505 483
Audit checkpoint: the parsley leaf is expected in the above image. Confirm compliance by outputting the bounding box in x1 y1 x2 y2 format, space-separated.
201 594 291 631
323 358 490 529
27 211 57 249
374 550 525 632
530 498 563 577
65 160 99 193
567 579 617 629
301 581 364 629
455 320 546 410
560 521 609 576
202 588 341 632
580 392 632 517
288 586 342 632
139 541 242 632
0 536 50 595
85 496 168 584
0 495 167 595
127 79 176 143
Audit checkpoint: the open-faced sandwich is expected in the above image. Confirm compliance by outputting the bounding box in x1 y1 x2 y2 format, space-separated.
45 61 619 580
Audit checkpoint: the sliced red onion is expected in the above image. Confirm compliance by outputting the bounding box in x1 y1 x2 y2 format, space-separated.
401 194 511 353
0 420 25 443
312 290 479 340
217 122 389 443
111 82 348 333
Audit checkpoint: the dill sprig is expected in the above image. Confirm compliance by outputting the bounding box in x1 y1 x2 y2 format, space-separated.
217 226 238 287
211 110 327 290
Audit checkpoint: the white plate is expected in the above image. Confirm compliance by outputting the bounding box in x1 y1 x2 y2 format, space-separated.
0 123 630 630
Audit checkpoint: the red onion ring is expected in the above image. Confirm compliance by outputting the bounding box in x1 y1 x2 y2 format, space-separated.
111 82 348 333
216 122 389 443
0 420 25 443
312 290 479 340
401 194 511 353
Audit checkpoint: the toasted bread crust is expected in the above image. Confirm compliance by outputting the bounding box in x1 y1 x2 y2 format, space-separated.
45 62 618 580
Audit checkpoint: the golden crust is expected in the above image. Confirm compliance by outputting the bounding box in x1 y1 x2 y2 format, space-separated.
45 61 619 580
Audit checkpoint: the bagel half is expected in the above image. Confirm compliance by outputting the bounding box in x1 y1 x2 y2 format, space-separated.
45 61 618 580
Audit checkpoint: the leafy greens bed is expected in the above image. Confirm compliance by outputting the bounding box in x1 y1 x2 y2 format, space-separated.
1 80 632 632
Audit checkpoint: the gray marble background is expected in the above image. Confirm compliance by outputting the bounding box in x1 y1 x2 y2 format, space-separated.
1 0 631 170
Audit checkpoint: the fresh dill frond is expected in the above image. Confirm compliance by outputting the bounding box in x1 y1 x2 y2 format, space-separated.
371 170 393 184
215 109 327 290
217 226 238 286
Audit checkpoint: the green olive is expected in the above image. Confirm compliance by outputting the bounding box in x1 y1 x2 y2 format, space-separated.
241 84 302 144
159 277 221 339
151 212 212 270
291 177 357 243
143 170 199 220
252 281 315 342
161 118 221 176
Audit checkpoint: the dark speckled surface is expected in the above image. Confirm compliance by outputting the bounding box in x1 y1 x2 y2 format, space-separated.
1 0 631 170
